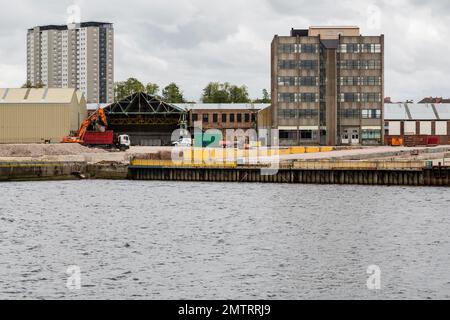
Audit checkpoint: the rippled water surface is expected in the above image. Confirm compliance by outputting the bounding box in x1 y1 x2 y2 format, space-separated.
0 180 449 299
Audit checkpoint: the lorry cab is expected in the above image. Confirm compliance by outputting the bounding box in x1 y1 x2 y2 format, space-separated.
117 134 131 150
172 137 192 147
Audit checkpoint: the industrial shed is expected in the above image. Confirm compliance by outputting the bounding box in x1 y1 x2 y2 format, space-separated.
0 88 87 144
103 92 186 146
384 103 450 146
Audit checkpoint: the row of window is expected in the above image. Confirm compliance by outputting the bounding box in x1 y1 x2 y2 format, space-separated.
361 129 381 139
278 43 319 54
339 109 382 119
339 76 382 86
278 109 319 119
278 109 381 119
278 76 318 86
339 93 382 103
278 93 318 103
278 60 318 70
339 60 382 69
279 130 317 140
338 43 382 53
192 113 256 123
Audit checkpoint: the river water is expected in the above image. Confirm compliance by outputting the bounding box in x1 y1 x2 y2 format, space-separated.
0 180 449 299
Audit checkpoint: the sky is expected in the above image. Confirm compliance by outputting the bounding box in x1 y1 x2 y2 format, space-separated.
0 0 449 102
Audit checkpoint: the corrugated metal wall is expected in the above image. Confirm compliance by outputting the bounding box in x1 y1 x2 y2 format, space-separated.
0 103 85 143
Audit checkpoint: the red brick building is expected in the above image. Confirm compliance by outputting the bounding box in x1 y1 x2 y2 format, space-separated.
384 103 450 146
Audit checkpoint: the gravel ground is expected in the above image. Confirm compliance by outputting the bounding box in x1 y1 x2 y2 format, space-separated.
0 144 107 157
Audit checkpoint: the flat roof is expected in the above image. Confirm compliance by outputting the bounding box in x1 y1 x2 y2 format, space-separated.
384 103 450 120
309 26 359 29
28 22 112 31
174 103 271 111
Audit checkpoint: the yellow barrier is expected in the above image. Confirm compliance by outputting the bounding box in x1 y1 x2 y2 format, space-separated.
178 146 335 163
292 160 425 170
290 147 306 154
278 148 290 156
131 159 237 168
305 146 320 153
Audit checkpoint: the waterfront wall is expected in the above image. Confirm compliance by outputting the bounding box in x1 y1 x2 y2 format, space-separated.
0 161 128 181
128 166 450 186
1 161 449 186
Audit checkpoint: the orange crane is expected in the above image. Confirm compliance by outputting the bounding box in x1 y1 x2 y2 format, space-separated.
62 108 108 143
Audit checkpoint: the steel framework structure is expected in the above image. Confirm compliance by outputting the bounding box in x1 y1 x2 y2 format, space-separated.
104 92 186 116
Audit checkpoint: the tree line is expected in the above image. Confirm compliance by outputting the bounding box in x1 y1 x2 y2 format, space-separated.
114 78 271 104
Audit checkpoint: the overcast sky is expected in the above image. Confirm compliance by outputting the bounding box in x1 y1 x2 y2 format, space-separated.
0 0 449 102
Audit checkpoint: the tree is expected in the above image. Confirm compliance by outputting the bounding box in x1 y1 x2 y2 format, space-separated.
21 81 45 89
114 77 145 101
202 82 229 103
229 85 250 103
201 82 250 103
162 82 185 103
145 83 159 96
253 89 271 103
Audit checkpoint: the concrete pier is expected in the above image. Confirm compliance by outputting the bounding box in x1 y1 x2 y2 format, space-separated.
128 166 450 186
1 160 449 186
0 161 128 181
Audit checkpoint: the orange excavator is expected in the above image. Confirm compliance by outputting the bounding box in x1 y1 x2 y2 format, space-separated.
62 108 108 143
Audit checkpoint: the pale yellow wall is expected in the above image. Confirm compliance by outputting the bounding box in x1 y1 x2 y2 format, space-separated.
0 94 87 143
0 104 71 143
69 91 88 132
258 106 273 129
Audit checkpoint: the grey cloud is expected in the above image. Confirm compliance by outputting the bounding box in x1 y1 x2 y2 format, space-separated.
0 0 449 101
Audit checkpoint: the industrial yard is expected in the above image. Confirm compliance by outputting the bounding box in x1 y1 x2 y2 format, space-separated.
1 143 449 164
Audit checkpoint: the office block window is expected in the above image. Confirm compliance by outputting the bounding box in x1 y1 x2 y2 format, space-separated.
361 93 381 102
300 130 313 139
339 77 359 86
278 76 296 86
339 43 381 54
360 60 382 70
346 43 360 53
362 109 381 119
299 44 318 53
278 60 297 69
192 113 198 121
340 109 360 118
237 114 242 122
361 43 381 53
279 130 297 140
244 113 250 122
278 43 296 53
278 109 297 118
361 76 382 86
229 114 235 122
340 93 360 102
298 109 319 118
298 93 317 102
222 114 227 122
339 60 359 69
299 76 318 86
213 113 218 123
299 60 318 69
362 129 381 139
278 93 296 103
202 114 209 123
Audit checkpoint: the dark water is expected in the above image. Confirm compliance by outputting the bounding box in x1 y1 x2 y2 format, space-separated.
0 180 449 299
